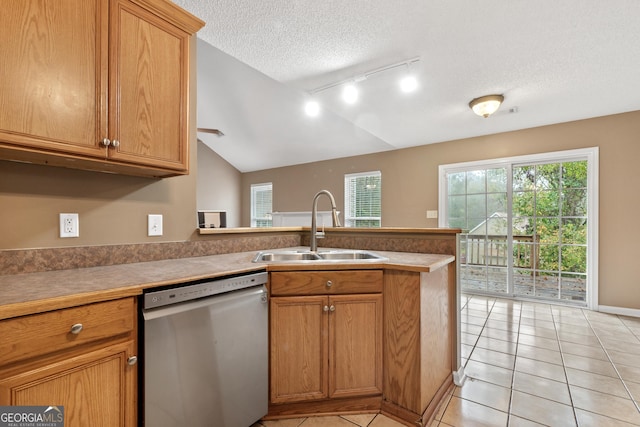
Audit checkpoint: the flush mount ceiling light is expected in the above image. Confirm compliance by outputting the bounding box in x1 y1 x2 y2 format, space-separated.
304 57 421 117
469 94 504 118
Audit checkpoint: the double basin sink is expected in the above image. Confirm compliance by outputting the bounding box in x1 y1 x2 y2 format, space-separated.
253 249 387 263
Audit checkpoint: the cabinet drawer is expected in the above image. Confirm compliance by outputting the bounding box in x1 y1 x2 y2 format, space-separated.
0 298 135 366
270 270 383 296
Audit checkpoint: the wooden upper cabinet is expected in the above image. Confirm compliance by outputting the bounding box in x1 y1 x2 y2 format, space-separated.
108 0 190 171
0 0 204 177
0 0 107 156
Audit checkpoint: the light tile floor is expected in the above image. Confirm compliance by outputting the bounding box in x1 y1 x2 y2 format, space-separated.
254 294 640 426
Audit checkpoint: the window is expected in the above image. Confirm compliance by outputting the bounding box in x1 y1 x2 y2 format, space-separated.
439 147 598 309
251 183 272 227
344 171 381 227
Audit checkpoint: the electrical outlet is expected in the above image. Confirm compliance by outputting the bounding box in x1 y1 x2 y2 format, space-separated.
148 214 163 236
60 213 79 238
426 210 438 219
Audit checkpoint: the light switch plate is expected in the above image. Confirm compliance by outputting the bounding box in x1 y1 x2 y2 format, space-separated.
426 210 438 219
148 214 163 236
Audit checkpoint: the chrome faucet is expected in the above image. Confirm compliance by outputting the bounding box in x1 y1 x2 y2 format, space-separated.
310 190 341 252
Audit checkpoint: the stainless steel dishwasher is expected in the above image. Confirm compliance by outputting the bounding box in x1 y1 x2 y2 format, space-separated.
141 271 268 427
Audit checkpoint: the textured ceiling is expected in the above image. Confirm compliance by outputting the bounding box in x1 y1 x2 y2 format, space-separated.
173 0 640 172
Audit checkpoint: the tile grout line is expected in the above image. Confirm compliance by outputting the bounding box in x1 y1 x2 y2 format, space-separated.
581 310 640 415
552 303 581 426
504 298 521 427
465 296 545 427
457 296 514 425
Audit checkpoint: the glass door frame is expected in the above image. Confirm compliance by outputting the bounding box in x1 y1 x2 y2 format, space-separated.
439 147 599 310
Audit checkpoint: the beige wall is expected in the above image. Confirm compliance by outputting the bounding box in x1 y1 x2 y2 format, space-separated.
197 141 242 227
242 111 640 309
0 143 200 248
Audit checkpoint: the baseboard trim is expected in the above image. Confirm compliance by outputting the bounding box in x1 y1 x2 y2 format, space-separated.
453 366 466 386
598 305 640 318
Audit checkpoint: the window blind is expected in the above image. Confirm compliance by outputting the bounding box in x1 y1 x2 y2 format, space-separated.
344 171 381 227
251 183 272 227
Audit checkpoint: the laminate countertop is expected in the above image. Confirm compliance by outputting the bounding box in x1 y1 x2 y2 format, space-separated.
0 248 454 320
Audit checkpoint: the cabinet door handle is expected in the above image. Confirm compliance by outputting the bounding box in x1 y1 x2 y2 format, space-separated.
326 280 332 288
127 356 138 366
111 140 120 148
70 323 83 335
323 305 329 312
101 138 111 147
329 305 336 312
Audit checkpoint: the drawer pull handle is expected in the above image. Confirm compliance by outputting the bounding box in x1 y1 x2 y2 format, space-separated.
70 323 83 335
326 280 332 288
127 356 138 366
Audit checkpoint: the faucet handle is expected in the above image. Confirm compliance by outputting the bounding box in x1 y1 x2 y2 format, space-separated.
332 208 341 227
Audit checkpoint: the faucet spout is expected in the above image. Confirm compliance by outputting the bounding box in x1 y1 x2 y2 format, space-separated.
310 190 341 252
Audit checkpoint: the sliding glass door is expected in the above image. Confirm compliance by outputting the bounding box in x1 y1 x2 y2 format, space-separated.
440 149 597 307
512 161 588 302
447 167 509 294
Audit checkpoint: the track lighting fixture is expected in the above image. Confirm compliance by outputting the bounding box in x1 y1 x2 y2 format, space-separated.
304 57 420 117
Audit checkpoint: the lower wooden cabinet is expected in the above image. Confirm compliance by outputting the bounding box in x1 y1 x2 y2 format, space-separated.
267 264 455 426
270 293 382 404
330 294 383 399
0 340 137 426
270 295 327 403
0 297 138 427
269 270 383 410
382 266 455 426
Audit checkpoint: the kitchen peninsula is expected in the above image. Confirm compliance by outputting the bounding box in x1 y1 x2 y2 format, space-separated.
0 227 459 427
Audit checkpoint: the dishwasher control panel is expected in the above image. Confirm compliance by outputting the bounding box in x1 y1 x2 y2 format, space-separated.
143 271 267 309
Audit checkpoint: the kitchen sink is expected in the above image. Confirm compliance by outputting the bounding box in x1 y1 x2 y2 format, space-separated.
316 250 386 260
252 249 387 263
253 250 321 262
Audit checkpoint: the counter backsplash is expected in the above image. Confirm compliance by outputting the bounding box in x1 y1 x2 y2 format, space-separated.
0 234 301 276
1 228 458 276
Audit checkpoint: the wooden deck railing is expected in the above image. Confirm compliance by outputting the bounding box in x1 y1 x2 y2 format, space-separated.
461 234 539 270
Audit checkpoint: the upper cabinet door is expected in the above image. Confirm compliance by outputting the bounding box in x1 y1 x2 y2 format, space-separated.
0 0 202 177
108 0 190 172
0 0 108 156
